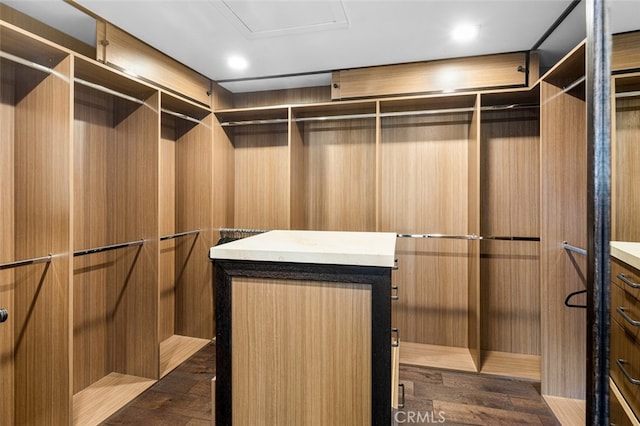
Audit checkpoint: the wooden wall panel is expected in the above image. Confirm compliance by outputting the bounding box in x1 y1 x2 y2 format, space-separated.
233 124 290 230
612 31 640 73
613 95 640 242
540 81 587 398
107 92 159 380
233 86 331 109
174 114 215 338
13 57 71 425
289 115 305 230
232 278 371 425
480 108 540 355
159 116 176 342
333 52 529 100
0 58 16 426
213 122 234 229
97 22 211 106
73 84 113 393
302 118 376 231
468 97 481 369
380 112 470 347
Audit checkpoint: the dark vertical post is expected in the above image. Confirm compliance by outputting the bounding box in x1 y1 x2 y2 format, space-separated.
586 0 611 424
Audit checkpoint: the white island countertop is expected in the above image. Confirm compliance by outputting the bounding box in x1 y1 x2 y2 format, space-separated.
611 241 640 270
209 230 397 268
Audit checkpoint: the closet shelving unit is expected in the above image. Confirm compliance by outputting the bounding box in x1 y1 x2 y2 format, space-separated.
478 89 541 378
291 100 378 231
0 24 72 425
72 55 160 425
612 72 640 242
539 42 587 420
158 92 214 376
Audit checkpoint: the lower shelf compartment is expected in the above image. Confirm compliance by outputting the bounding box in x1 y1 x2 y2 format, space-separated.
399 342 541 381
73 372 157 426
543 395 585 426
160 334 211 378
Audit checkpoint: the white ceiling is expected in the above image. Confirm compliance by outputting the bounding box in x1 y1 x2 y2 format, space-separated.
3 0 640 92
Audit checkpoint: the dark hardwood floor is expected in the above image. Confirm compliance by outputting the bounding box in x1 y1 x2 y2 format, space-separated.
102 342 559 425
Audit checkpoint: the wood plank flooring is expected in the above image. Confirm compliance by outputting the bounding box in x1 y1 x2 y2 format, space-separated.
102 342 559 425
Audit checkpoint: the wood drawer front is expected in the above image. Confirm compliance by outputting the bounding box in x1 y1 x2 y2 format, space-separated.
613 258 640 301
611 317 640 419
611 378 638 426
613 282 640 340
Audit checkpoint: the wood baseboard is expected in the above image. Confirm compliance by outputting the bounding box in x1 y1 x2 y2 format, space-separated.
480 350 541 381
399 342 477 372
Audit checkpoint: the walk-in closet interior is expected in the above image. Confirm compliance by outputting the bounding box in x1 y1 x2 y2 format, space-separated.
0 0 639 424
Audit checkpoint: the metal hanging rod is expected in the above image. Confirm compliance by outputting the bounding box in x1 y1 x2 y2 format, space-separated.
396 234 540 241
480 236 541 241
73 239 144 257
74 77 145 105
0 51 66 78
160 229 201 241
0 254 52 270
616 90 640 99
160 108 205 125
397 233 479 240
219 103 539 127
563 241 587 256
563 76 586 93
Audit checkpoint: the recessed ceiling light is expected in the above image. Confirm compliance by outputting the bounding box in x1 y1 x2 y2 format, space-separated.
451 23 478 43
227 55 249 71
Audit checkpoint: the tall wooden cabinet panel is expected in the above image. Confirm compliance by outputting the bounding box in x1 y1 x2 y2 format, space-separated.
612 74 640 242
379 95 476 348
540 44 587 399
1 24 72 425
292 102 377 231
158 93 213 375
72 57 159 423
479 92 541 356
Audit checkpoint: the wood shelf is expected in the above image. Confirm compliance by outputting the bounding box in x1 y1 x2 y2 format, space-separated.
160 335 210 378
399 342 477 373
480 351 540 381
72 373 156 426
543 395 585 426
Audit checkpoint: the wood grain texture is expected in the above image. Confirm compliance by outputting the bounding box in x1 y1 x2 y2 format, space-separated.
73 372 156 426
468 96 481 369
233 86 331 109
97 22 211 106
173 111 215 338
613 31 640 73
159 115 177 342
479 351 541 381
12 56 72 425
231 277 371 425
107 91 159 380
212 120 235 229
613 92 640 242
301 116 376 231
611 317 640 421
233 123 290 230
289 113 305 229
540 79 587 399
73 76 160 396
610 377 640 426
380 108 471 347
399 342 477 373
0 59 15 426
333 52 528 99
159 335 210 378
480 107 540 355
